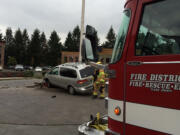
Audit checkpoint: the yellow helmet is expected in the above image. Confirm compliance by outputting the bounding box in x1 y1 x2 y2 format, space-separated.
96 61 101 64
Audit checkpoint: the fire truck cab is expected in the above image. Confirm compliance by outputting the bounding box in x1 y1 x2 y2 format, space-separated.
82 0 180 134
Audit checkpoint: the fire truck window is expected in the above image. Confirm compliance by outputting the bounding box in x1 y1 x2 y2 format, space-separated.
111 10 131 63
136 0 180 56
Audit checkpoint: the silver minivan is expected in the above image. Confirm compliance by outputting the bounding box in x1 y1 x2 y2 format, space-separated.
44 63 94 95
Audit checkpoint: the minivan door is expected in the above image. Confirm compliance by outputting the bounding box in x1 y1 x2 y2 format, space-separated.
48 67 59 86
59 67 78 89
125 0 180 134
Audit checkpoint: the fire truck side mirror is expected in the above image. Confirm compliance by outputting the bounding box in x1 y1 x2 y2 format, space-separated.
85 25 99 62
86 25 96 37
81 38 95 62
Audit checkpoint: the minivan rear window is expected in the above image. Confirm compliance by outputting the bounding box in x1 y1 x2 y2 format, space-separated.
80 66 94 78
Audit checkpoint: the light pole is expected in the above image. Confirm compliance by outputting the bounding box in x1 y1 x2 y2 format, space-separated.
79 0 85 62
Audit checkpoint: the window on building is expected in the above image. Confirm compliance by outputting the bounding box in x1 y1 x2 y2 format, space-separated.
75 57 78 62
100 58 104 63
64 56 67 63
136 0 180 56
69 56 73 62
106 58 110 63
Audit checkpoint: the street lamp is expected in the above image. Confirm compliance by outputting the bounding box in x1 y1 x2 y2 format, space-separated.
79 0 85 62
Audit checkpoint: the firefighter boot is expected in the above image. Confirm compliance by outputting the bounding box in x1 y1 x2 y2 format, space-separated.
99 86 105 99
92 91 98 99
92 81 99 99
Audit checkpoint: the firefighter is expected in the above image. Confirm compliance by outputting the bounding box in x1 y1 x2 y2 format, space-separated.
92 62 106 99
98 69 106 99
92 68 100 98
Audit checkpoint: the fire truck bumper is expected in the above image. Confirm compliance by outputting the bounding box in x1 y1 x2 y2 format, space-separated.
78 115 108 135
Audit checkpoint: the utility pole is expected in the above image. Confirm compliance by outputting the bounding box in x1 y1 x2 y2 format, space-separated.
79 0 85 62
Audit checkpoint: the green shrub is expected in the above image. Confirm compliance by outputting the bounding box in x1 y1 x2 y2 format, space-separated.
23 71 34 77
33 72 43 78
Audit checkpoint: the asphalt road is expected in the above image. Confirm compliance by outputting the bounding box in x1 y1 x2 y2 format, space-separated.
0 79 107 135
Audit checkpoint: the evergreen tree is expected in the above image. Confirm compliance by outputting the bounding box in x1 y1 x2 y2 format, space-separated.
0 33 3 41
29 29 41 66
22 29 30 49
14 28 25 64
5 28 15 65
103 26 116 48
40 32 48 65
7 56 17 66
72 26 80 52
48 31 62 66
64 32 74 51
22 29 30 65
5 28 14 47
94 30 100 47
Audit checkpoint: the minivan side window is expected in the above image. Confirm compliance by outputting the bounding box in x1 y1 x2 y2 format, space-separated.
136 0 180 56
60 67 77 78
49 67 59 75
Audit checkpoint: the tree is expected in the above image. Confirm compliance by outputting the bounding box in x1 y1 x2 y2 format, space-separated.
0 33 3 41
103 26 116 48
29 29 41 66
22 29 30 49
7 56 17 66
4 28 15 65
48 31 62 66
64 32 74 51
5 28 14 47
40 32 48 65
14 28 25 64
22 29 30 65
72 26 80 52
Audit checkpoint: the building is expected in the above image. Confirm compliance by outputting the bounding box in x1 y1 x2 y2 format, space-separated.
61 48 113 64
0 41 5 68
61 51 79 64
99 48 113 64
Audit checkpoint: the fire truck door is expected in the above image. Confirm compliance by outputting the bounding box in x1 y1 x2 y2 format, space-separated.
125 0 180 134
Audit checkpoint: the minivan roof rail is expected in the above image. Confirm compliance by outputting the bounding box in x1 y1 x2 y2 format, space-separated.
61 62 86 69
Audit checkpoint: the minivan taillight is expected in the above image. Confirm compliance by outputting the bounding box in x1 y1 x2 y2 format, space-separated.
77 79 88 84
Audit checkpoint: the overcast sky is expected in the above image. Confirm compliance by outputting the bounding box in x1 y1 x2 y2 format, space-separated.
0 0 126 43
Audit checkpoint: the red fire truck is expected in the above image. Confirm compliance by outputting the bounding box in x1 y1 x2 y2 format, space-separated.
81 0 180 134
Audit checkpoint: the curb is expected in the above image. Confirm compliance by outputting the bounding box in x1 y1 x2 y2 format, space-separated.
0 77 33 81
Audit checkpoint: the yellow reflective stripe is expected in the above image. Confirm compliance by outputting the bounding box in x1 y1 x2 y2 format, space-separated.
93 92 98 96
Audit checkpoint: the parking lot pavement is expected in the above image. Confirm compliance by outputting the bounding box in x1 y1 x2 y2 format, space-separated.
0 79 107 135
0 79 42 88
0 124 77 135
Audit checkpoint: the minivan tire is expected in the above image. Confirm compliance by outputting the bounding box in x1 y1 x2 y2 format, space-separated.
68 86 76 95
46 79 52 88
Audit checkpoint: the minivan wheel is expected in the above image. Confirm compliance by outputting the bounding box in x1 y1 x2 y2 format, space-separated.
46 80 51 88
68 86 76 95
